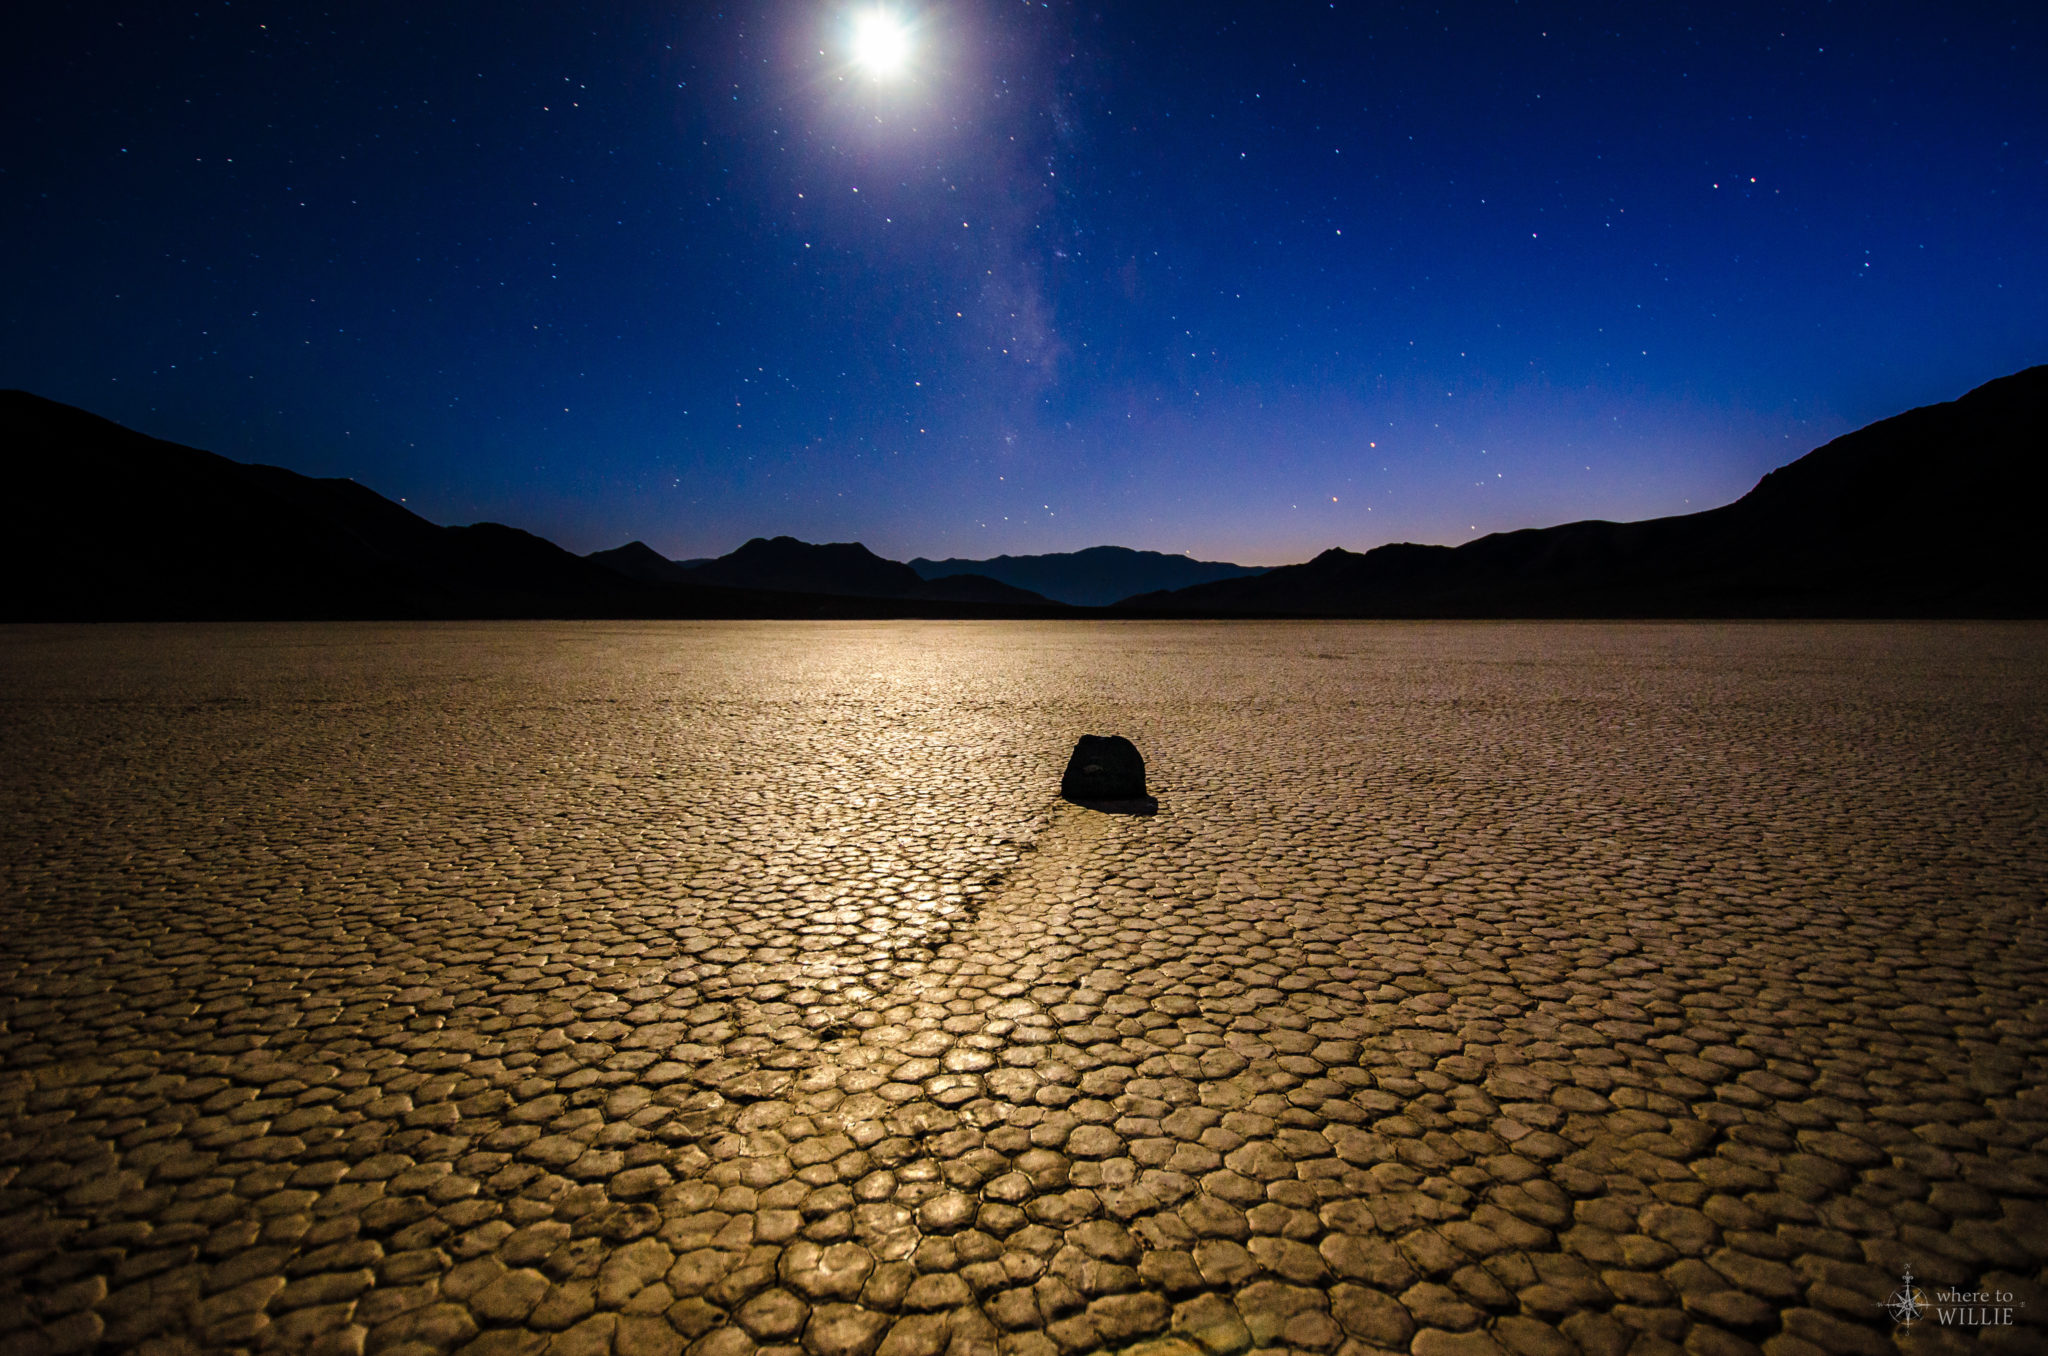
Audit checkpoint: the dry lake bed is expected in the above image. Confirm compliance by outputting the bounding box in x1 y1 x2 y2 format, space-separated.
1 621 2044 1356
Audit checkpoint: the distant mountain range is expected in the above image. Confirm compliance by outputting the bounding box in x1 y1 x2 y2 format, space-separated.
0 393 1063 620
588 535 1056 604
584 538 1252 607
1118 364 2046 616
908 547 1267 607
4 366 2041 620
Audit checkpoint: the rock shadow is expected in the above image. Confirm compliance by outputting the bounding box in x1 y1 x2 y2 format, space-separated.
1060 793 1159 816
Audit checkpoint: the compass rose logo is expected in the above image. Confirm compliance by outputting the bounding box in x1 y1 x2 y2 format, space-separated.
1883 1265 1926 1326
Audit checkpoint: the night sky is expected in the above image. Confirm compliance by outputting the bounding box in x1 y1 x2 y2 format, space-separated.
6 3 2044 565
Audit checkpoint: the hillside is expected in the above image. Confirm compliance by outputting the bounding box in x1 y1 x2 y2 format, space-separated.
0 395 1057 620
674 536 1056 605
1121 366 2048 617
908 545 1266 607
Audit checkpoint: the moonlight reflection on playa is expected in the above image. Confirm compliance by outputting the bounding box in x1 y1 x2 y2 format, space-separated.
0 621 2042 1352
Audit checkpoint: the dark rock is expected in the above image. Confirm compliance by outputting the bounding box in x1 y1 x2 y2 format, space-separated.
1061 735 1148 803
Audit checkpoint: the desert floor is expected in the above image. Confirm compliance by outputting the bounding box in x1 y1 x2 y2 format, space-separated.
1 621 2043 1356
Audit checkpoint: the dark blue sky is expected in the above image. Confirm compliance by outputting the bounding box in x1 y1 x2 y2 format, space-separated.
6 2 2043 564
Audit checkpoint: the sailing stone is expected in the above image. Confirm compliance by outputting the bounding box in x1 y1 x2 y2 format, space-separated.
1061 734 1147 801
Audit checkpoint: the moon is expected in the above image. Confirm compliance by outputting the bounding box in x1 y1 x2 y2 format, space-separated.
851 11 912 79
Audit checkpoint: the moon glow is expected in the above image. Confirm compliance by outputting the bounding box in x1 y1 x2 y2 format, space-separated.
851 11 911 78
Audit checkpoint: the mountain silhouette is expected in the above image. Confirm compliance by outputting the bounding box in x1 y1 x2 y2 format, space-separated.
8 366 2042 620
0 390 662 619
586 540 703 586
1121 365 2048 616
0 394 1056 620
677 536 1056 605
908 545 1267 607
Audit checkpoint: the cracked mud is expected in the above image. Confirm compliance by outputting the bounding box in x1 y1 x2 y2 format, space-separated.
1 621 2044 1356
